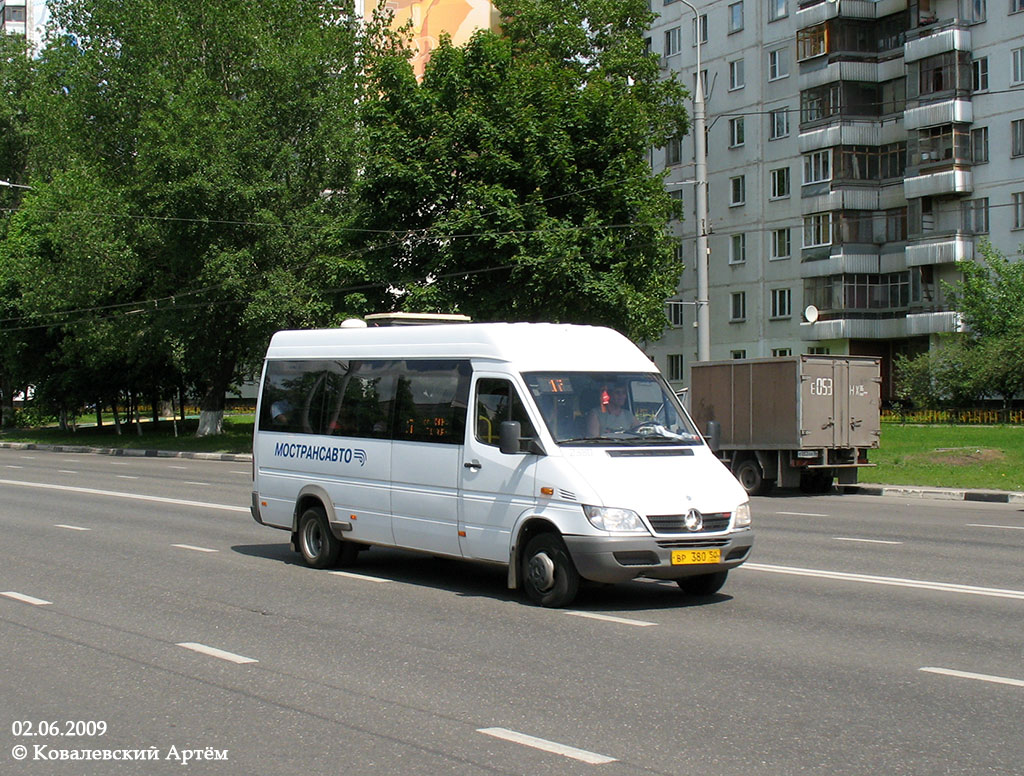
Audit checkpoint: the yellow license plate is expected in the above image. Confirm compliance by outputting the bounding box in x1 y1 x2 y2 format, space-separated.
671 549 721 565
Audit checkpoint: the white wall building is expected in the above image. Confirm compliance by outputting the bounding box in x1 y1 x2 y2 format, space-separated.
1 0 49 51
646 0 1024 400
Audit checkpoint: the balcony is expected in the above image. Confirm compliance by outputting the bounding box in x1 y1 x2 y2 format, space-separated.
904 23 971 64
905 234 974 266
903 168 972 199
904 99 972 130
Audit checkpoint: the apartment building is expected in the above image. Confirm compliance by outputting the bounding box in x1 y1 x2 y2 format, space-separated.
1 0 47 50
646 0 1024 399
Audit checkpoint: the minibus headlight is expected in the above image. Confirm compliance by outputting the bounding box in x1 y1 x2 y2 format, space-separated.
733 502 752 528
583 505 648 533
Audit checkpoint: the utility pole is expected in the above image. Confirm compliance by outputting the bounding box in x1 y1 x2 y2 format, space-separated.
677 0 710 363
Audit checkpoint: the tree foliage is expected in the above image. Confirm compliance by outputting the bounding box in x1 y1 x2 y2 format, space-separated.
356 0 688 341
896 242 1024 414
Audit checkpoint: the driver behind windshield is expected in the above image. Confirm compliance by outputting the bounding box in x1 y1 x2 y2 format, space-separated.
587 381 637 436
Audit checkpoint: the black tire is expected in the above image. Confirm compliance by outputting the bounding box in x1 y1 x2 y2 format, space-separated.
735 458 773 496
521 534 580 608
676 570 729 597
298 506 341 569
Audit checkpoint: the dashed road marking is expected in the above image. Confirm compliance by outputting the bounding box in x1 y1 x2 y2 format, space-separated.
920 667 1024 688
55 524 90 531
477 728 616 765
565 611 657 627
176 643 257 664
1 591 52 606
834 537 903 545
172 544 218 553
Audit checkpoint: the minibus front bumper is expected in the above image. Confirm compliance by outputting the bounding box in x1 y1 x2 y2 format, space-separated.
563 530 754 584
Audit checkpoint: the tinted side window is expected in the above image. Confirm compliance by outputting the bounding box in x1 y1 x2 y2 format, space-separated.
475 378 536 448
391 360 471 445
259 360 396 439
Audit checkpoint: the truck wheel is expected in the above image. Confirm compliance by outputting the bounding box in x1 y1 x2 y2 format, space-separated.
677 570 729 597
521 534 580 608
735 459 773 496
298 506 341 569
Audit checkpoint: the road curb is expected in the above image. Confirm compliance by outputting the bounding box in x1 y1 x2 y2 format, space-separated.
842 483 1024 504
0 441 253 463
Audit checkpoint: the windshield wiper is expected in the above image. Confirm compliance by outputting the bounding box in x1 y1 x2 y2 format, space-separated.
557 437 637 446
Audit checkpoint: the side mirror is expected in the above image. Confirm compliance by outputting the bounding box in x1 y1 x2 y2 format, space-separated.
499 421 522 455
705 420 721 453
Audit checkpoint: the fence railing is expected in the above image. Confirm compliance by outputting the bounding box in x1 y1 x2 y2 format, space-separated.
882 408 1024 424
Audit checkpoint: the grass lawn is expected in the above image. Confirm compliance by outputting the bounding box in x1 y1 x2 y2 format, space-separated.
3 415 1023 491
0 414 255 455
870 423 1024 491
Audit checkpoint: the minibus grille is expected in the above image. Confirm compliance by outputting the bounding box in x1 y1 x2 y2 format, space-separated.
647 512 731 534
655 538 731 549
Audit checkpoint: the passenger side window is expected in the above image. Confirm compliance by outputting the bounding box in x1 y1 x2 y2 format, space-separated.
474 378 536 448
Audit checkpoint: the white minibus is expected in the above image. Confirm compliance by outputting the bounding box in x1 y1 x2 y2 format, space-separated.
250 322 753 607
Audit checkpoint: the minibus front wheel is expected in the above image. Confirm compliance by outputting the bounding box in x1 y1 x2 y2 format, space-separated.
298 506 341 569
521 534 580 608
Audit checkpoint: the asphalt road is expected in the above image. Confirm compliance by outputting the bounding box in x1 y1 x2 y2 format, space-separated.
1 449 1022 775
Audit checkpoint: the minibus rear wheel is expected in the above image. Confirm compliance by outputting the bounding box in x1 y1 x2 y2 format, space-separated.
521 534 580 608
298 506 341 569
676 570 728 597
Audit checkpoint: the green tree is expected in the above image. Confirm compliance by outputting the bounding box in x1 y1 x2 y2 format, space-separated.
356 0 688 341
14 0 370 435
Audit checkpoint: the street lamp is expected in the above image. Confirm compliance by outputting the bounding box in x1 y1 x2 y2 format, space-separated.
0 180 33 190
675 0 710 363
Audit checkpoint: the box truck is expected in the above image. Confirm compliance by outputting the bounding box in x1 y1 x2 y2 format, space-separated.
688 356 881 496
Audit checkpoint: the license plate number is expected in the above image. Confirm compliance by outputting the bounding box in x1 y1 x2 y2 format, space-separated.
671 549 721 565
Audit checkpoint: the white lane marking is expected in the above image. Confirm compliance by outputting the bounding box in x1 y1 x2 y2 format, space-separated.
565 611 657 627
176 643 257 665
231 470 249 475
58 470 78 474
0 478 248 513
920 667 1024 688
477 728 616 765
184 481 208 486
328 570 392 583
968 523 1024 531
19 456 36 460
109 462 130 466
742 562 1024 601
172 544 218 553
1 591 52 606
169 466 188 470
834 537 903 545
776 511 829 517
116 475 140 480
5 465 23 469
55 524 90 531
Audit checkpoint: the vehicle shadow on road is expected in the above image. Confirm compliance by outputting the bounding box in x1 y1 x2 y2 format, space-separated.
232 542 732 612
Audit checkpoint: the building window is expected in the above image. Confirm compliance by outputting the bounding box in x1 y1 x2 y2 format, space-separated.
667 354 685 381
797 24 827 61
1013 119 1024 157
665 27 681 57
769 0 787 21
807 346 831 355
729 175 746 206
768 47 790 81
771 288 792 319
972 57 989 91
666 135 683 166
729 58 745 90
771 228 791 260
803 150 832 184
729 117 745 147
693 14 708 45
730 233 746 264
919 52 969 96
962 198 989 234
1013 48 1024 85
964 0 986 22
667 301 686 326
1013 0 1024 13
803 213 833 247
770 167 790 199
769 107 790 139
731 349 747 359
729 1 744 32
971 127 988 163
1012 192 1024 230
772 348 792 357
730 293 747 321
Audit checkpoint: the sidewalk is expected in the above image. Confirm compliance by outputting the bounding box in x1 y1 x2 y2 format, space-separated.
3 440 1023 503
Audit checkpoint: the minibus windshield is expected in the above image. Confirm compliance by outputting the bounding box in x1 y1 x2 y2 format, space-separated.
522 372 703 446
